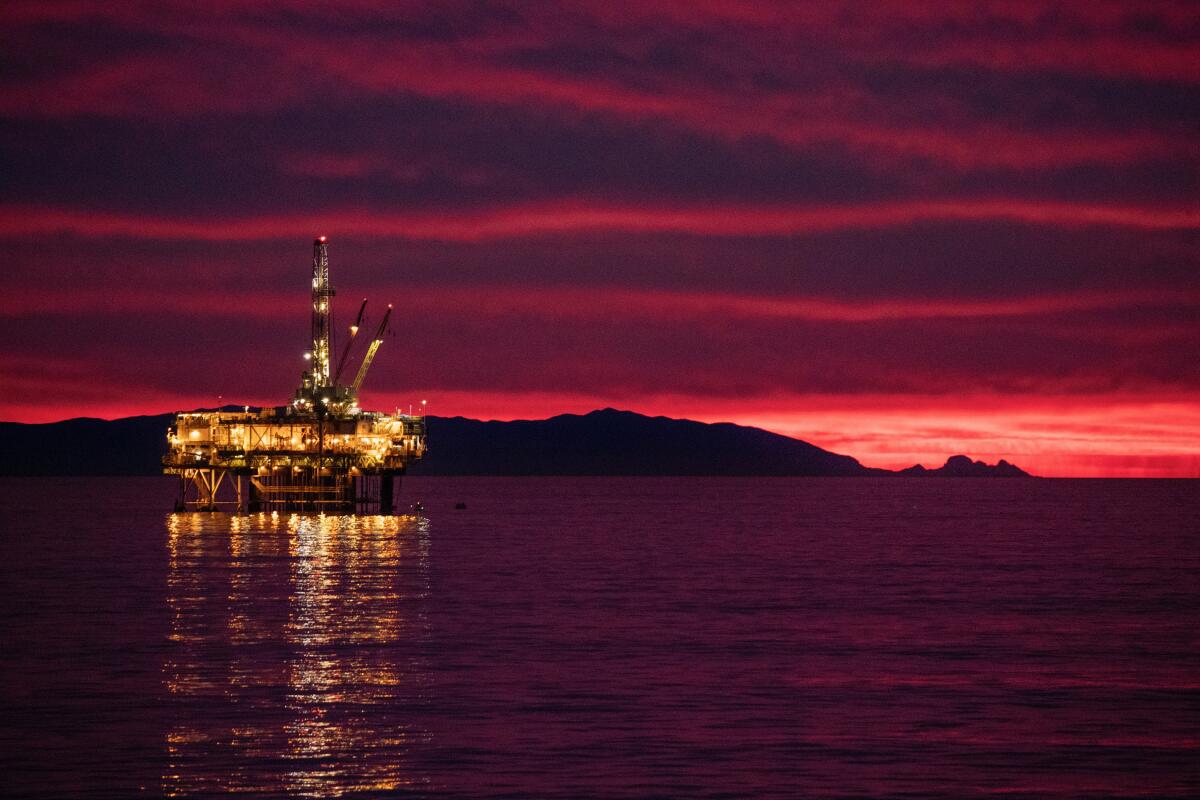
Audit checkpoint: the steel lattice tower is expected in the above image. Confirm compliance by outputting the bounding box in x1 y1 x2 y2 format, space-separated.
310 236 334 388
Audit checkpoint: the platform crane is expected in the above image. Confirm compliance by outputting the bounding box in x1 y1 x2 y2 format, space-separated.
351 304 393 395
334 298 368 386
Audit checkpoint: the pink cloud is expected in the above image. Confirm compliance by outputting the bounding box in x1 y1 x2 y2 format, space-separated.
2 199 1195 242
12 284 1195 325
2 3 1192 169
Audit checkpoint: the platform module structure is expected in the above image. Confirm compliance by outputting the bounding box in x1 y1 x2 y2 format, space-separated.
163 237 426 514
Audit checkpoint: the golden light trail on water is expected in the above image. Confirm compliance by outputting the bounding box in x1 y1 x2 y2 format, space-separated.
163 512 433 796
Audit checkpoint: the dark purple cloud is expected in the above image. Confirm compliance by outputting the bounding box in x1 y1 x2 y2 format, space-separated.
1 0 1197 474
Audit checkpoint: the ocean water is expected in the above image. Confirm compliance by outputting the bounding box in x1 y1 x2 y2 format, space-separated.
0 476 1197 799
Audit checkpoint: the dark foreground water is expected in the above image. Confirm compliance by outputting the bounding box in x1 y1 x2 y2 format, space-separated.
0 477 1197 799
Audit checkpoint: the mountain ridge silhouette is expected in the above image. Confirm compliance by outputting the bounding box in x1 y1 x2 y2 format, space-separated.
0 407 1030 477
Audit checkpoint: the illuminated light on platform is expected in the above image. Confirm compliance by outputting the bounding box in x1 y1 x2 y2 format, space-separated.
163 237 426 513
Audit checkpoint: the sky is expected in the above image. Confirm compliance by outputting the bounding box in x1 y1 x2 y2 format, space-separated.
1 1 1198 477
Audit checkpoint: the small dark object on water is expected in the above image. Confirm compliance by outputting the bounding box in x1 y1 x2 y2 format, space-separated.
455 502 467 510
410 501 425 513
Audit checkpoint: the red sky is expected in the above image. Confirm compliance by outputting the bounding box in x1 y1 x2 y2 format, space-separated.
1 1 1198 476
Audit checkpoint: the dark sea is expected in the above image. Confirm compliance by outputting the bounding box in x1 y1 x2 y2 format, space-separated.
1 477 1197 799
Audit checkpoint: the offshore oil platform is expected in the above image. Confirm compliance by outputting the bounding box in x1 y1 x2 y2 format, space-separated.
163 237 426 514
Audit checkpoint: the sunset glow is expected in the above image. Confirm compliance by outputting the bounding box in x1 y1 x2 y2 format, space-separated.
2 1 1197 475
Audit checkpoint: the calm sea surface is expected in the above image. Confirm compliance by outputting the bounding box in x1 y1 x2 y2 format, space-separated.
0 477 1197 799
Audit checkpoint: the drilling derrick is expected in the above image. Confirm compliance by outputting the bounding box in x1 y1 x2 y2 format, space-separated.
311 236 333 389
163 237 426 514
297 237 337 405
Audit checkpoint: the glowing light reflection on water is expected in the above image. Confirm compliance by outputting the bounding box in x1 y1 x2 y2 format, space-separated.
3 477 1198 798
163 512 432 797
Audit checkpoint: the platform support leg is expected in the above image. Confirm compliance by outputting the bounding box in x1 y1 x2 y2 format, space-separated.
248 478 261 512
380 472 394 515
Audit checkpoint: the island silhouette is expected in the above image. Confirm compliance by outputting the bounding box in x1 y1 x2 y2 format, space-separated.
0 408 1028 477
